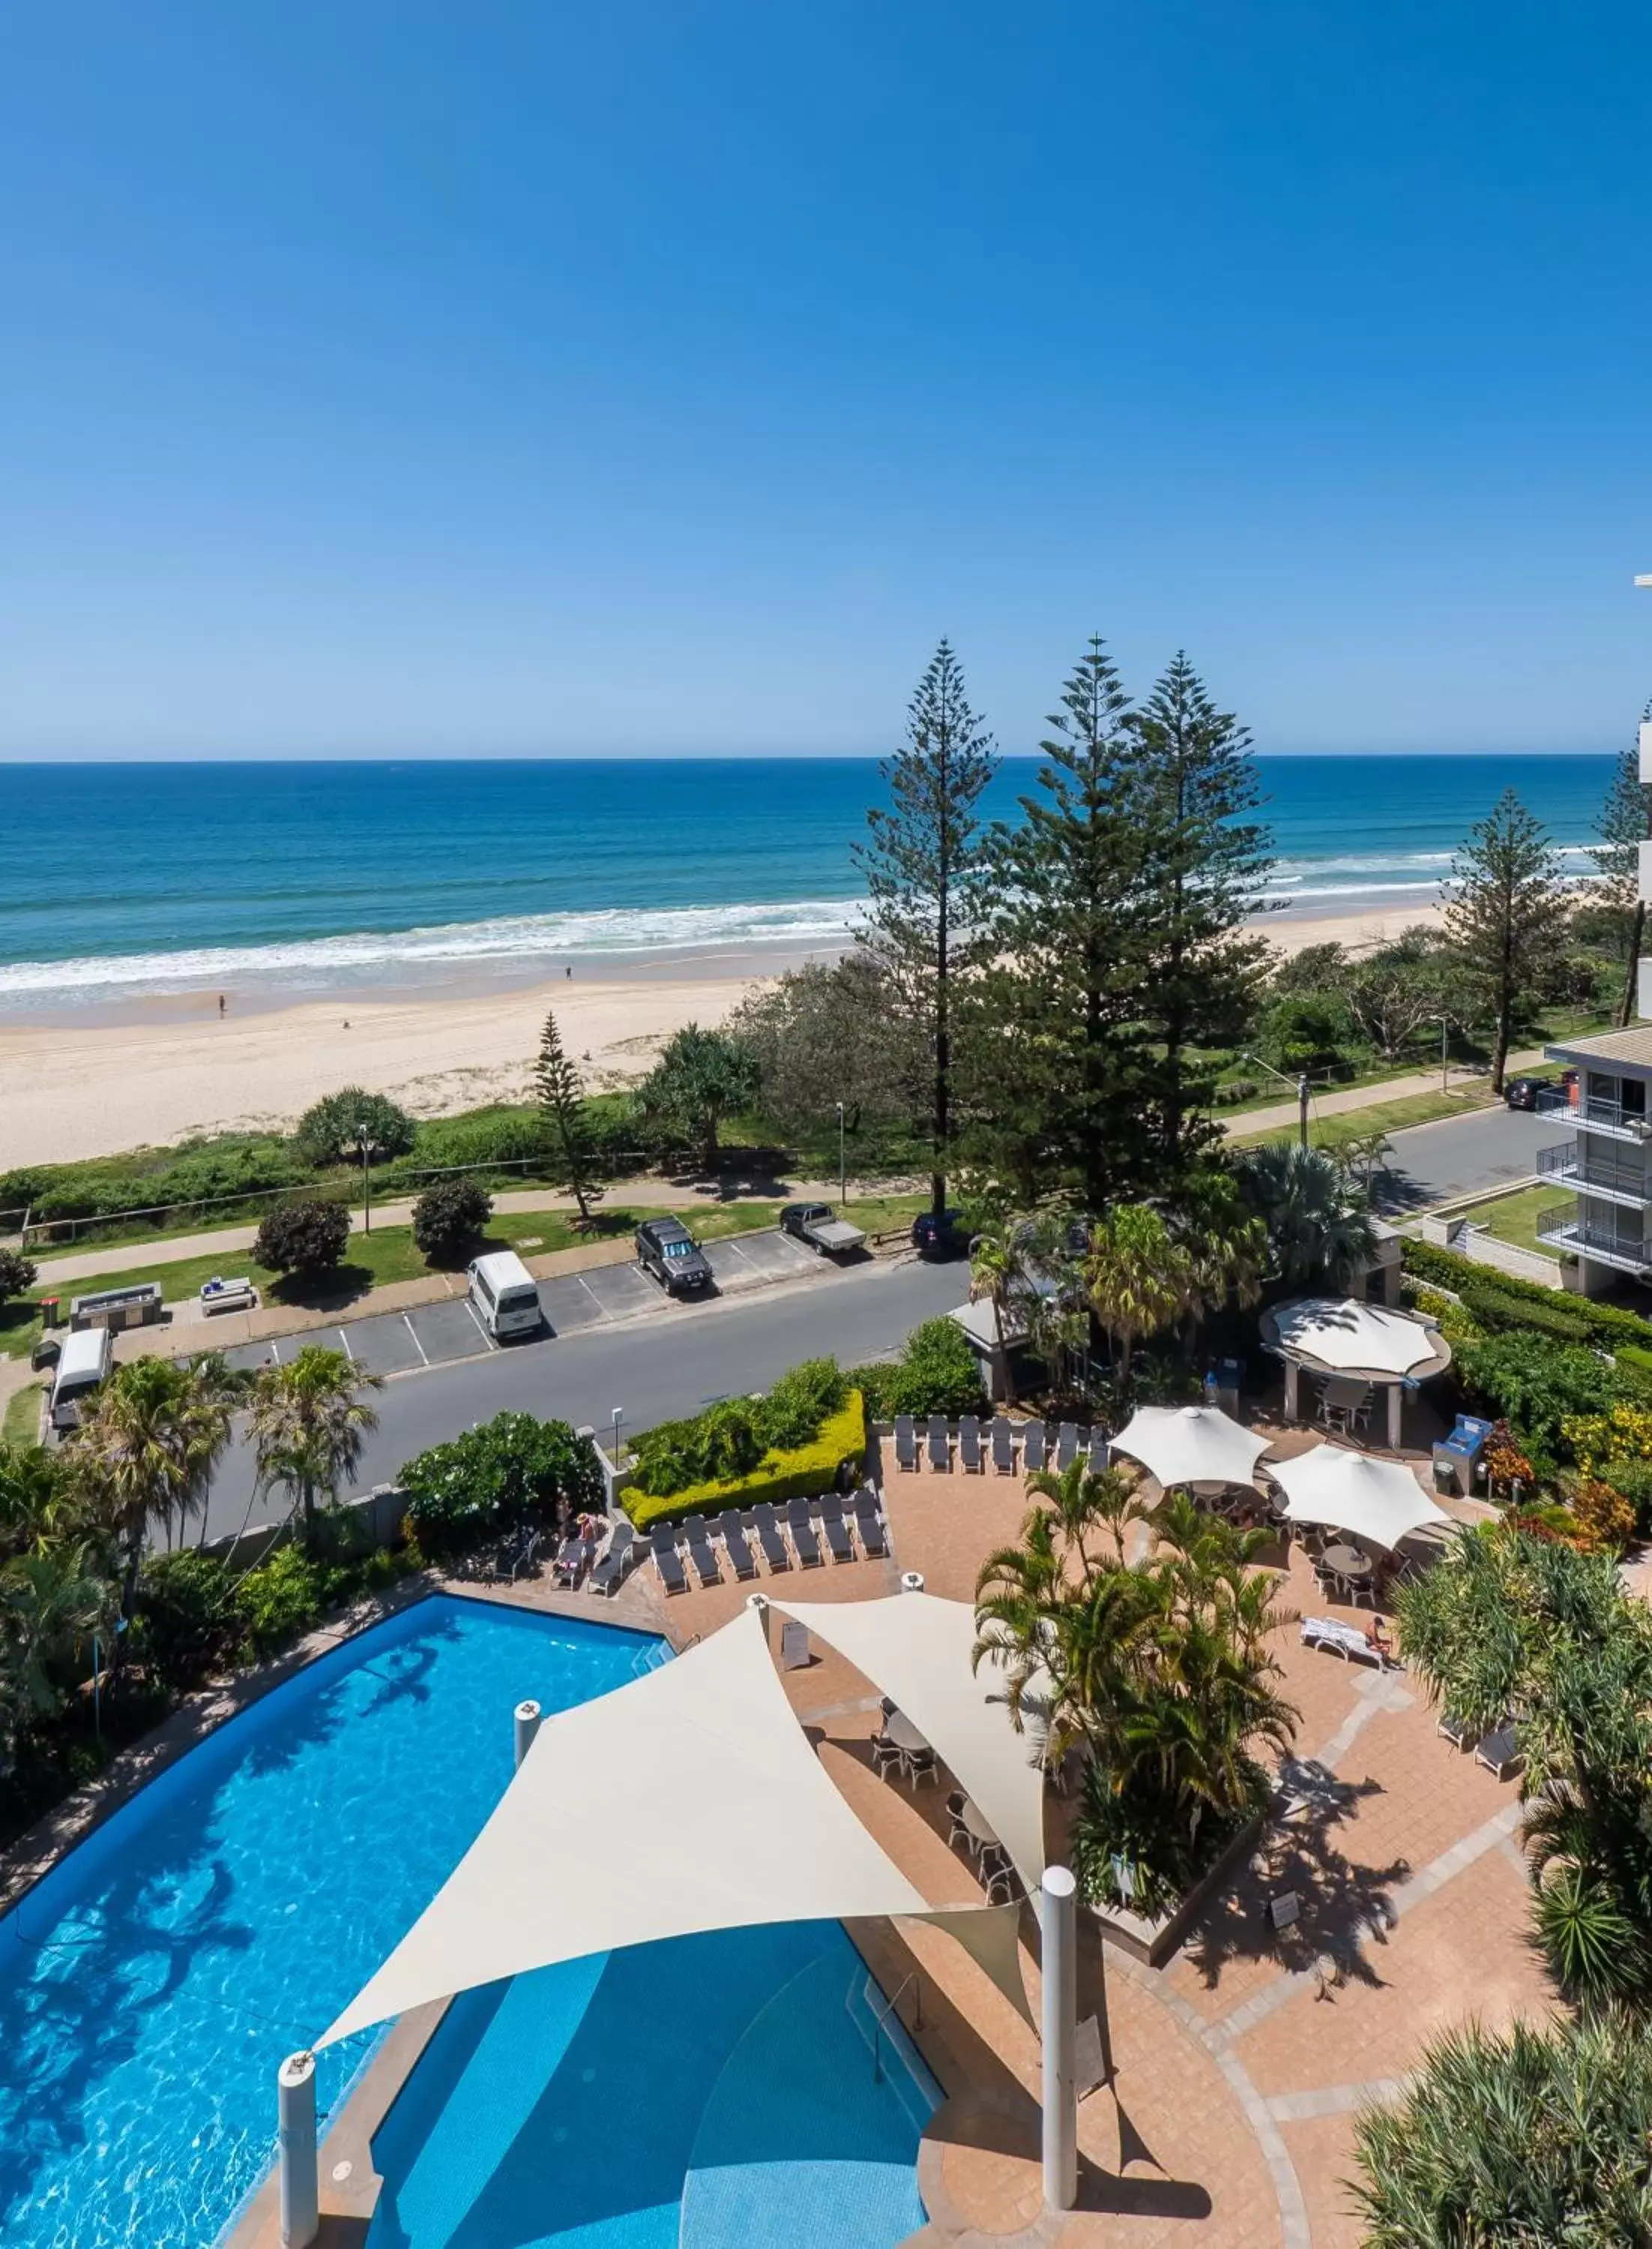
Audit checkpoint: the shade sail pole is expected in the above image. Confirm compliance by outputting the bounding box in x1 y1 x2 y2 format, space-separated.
1040 1866 1078 2210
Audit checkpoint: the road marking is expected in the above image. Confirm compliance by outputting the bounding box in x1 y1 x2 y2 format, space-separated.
463 1299 497 1352
337 1326 355 1362
403 1312 429 1367
574 1274 611 1320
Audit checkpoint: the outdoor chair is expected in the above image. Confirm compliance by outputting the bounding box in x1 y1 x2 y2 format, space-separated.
980 1845 1018 1906
819 1493 854 1564
717 1509 758 1581
893 1414 917 1472
1436 1711 1474 1750
588 1522 635 1597
945 1788 971 1852
786 1493 823 1568
1474 1723 1523 1782
902 1742 938 1792
1021 1420 1046 1473
684 1516 722 1589
752 1501 791 1571
1268 1888 1302 1933
926 1416 951 1472
1087 1430 1108 1474
958 1415 983 1472
510 1529 545 1583
869 1729 903 1779
989 1418 1015 1474
650 1523 687 1598
1055 1422 1079 1472
852 1487 889 1559
552 1530 595 1587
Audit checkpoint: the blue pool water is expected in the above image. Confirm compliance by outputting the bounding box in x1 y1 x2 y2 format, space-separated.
0 1595 662 2248
368 1923 937 2249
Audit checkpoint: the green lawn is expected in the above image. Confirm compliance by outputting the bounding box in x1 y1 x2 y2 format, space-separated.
1458 1184 1564 1260
2 1382 42 1448
1229 1087 1496 1153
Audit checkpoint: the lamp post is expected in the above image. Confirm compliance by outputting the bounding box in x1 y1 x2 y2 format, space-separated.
1241 1054 1311 1149
358 1133 372 1236
835 1101 846 1207
609 1406 623 1470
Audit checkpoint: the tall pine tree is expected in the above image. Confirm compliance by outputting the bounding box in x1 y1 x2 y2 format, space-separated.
975 637 1149 1212
1596 701 1652 1029
1443 788 1568 1094
855 639 997 1217
534 1009 602 1223
1133 652 1273 1171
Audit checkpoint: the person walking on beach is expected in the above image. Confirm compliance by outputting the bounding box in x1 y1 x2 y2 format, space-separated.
217 993 226 1017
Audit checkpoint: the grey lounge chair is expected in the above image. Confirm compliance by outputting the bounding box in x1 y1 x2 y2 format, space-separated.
752 1500 791 1571
683 1514 722 1589
589 1521 635 1596
650 1523 687 1597
1056 1422 1079 1472
553 1529 594 1586
851 1487 888 1559
990 1418 1015 1474
958 1415 983 1472
926 1416 951 1472
718 1509 758 1581
1022 1419 1046 1473
819 1492 854 1563
786 1493 823 1568
1088 1430 1108 1474
893 1414 917 1472
1475 1723 1522 1781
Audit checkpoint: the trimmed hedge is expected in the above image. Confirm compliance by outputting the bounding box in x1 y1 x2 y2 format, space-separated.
622 1392 866 1530
1402 1238 1652 1352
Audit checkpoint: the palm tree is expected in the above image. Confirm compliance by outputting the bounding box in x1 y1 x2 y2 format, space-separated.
248 1345 383 1540
1235 1140 1376 1295
1083 1204 1191 1391
69 1355 242 1616
968 1218 1025 1407
0 1542 114 1753
1025 1456 1144 1574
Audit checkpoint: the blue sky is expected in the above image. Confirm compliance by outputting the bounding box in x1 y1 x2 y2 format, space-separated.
1 2 1649 759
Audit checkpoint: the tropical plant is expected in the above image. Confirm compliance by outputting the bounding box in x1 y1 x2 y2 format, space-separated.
1444 786 1570 1093
968 1217 1026 1407
0 1542 115 1753
398 1412 603 1559
247 1345 382 1540
636 1024 761 1168
292 1087 417 1167
534 1008 603 1222
233 1544 327 1658
134 1549 236 1690
410 1178 492 1265
1235 1139 1376 1295
855 639 998 1217
727 955 916 1139
1456 1331 1616 1460
872 1316 986 1420
253 1197 352 1277
1083 1204 1190 1389
0 1247 37 1305
67 1354 244 1610
1351 2011 1652 2243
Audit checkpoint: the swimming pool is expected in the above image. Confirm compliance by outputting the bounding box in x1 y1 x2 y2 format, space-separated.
0 1594 662 2248
367 1921 938 2249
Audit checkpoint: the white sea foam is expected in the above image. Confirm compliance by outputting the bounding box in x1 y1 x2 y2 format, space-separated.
0 897 868 1000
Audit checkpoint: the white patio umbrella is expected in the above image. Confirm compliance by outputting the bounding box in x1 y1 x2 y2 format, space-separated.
1267 1443 1451 1551
1261 1297 1446 1379
1110 1404 1273 1491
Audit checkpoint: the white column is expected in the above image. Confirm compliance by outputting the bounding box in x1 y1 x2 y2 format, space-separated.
744 1591 769 1646
277 2051 319 2249
1283 1361 1300 1421
513 1699 542 1769
1040 1865 1078 2211
1387 1382 1402 1451
900 1570 925 1595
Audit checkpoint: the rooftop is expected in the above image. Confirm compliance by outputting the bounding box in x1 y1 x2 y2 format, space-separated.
1546 1023 1652 1069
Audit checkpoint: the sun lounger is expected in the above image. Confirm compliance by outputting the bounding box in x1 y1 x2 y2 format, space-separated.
958 1415 983 1472
989 1418 1015 1474
851 1487 888 1559
752 1500 791 1571
893 1413 917 1472
786 1493 823 1568
651 1522 687 1597
1087 1430 1108 1474
1300 1616 1399 1672
681 1514 722 1589
1021 1419 1046 1473
717 1509 758 1581
510 1529 545 1582
552 1529 595 1586
819 1492 854 1564
1474 1723 1522 1781
1435 1711 1474 1750
926 1415 951 1472
1055 1422 1079 1472
589 1521 635 1596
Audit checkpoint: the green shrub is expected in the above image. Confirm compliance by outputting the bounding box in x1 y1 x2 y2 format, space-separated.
1456 1332 1617 1459
877 1317 986 1420
398 1412 603 1559
0 1247 37 1305
633 1399 766 1499
407 1106 546 1172
624 1392 867 1529
1403 1240 1652 1352
411 1178 493 1265
1602 1454 1652 1532
134 1550 235 1690
234 1545 326 1658
254 1197 352 1276
294 1088 417 1167
759 1356 850 1448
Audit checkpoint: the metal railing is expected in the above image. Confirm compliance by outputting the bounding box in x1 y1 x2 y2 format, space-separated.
1539 1142 1652 1199
1536 1197 1650 1263
871 1970 923 2084
1580 1095 1652 1137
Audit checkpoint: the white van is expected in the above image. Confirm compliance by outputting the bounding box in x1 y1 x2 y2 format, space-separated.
466 1250 543 1340
50 1326 113 1432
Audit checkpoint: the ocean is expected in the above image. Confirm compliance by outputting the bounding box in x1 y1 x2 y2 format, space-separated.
0 753 1618 1010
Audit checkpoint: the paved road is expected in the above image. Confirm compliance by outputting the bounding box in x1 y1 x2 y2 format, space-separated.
196 1252 969 1547
1373 1101 1558 1212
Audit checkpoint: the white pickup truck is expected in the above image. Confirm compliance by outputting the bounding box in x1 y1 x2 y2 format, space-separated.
779 1201 866 1258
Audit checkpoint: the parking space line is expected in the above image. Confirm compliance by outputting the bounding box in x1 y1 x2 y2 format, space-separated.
463 1299 497 1352
403 1313 430 1367
574 1274 614 1319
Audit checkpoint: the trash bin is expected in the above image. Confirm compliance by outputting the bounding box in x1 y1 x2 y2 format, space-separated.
39 1295 60 1328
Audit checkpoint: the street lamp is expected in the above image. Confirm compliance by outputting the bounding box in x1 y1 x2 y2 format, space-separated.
835 1101 846 1208
609 1406 623 1471
357 1133 372 1235
1240 1054 1311 1149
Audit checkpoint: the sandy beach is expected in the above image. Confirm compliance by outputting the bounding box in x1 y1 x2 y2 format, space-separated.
0 903 1446 1169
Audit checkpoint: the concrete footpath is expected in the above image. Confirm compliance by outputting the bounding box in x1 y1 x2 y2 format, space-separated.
1223 1047 1547 1139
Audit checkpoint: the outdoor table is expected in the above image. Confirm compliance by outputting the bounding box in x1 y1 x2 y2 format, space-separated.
885 1711 929 1755
1321 1543 1372 1580
962 1796 999 1852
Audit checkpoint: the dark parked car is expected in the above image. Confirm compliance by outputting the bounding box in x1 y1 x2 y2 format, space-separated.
910 1208 969 1259
1504 1075 1544 1111
635 1216 713 1295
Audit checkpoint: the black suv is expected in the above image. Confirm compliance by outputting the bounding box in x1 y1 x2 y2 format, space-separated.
636 1216 713 1295
910 1208 969 1259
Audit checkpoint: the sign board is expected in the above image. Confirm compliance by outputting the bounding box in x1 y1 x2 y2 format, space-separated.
780 1621 810 1671
1074 2014 1108 2098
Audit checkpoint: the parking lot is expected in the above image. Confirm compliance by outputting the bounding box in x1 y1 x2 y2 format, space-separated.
212 1224 835 1378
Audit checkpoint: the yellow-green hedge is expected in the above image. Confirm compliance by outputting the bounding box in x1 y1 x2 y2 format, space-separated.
622 1392 867 1531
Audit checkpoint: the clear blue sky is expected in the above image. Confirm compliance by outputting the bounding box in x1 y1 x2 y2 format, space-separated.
2 2 1648 759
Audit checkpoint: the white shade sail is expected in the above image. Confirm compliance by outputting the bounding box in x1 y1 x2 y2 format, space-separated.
1262 1297 1446 1381
772 1592 1049 1888
319 1607 1029 2050
1110 1405 1273 1492
1267 1443 1451 1551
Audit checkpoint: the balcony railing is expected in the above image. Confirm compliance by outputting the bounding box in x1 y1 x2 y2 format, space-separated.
1537 1141 1576 1178
1536 1196 1651 1265
1579 1095 1652 1138
1538 1140 1652 1200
